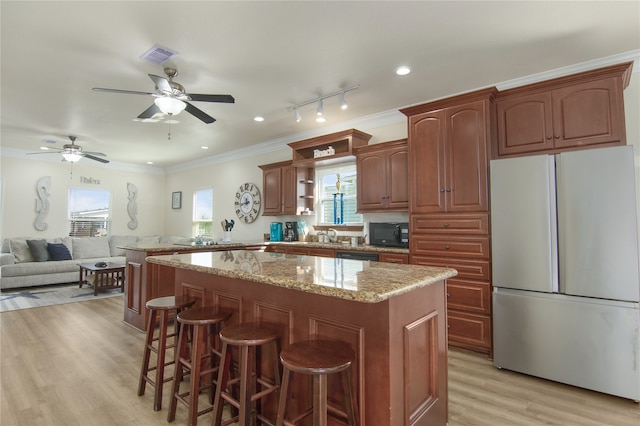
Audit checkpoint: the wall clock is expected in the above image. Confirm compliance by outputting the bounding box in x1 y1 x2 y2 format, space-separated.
234 182 261 223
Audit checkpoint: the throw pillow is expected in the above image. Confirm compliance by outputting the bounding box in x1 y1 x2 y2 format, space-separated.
47 243 72 261
9 239 34 263
27 239 50 262
72 237 110 259
109 235 138 257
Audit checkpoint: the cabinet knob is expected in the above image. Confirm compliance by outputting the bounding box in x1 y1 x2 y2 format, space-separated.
440 189 445 193
446 293 450 298
546 135 552 140
444 223 449 228
554 134 560 139
446 189 451 192
445 245 450 250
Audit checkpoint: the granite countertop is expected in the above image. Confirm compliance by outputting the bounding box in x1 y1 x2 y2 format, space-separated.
147 250 456 303
120 241 409 254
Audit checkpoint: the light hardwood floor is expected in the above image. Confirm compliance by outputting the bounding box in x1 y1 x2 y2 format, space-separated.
1 296 638 425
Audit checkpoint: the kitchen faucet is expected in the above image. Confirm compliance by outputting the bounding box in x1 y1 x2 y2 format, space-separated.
327 228 338 243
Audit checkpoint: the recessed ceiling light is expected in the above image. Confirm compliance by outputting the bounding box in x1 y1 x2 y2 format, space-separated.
316 116 326 123
201 146 209 150
396 66 411 76
40 146 50 150
146 161 154 165
254 116 264 122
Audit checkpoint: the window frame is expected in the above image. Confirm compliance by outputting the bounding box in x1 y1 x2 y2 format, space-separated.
315 163 362 226
192 187 214 238
67 187 111 237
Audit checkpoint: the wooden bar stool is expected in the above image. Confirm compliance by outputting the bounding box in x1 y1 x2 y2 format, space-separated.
211 322 282 426
138 295 196 411
167 307 233 426
276 339 358 426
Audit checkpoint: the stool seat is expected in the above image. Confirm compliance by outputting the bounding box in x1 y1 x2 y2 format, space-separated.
147 295 196 311
212 322 282 426
138 295 196 412
219 321 280 346
280 339 354 374
177 306 233 325
276 339 358 426
167 307 232 426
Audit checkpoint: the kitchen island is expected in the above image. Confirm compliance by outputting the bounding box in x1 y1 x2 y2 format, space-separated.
121 241 409 330
147 250 456 425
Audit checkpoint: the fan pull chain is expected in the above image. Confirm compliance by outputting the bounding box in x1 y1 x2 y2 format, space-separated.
168 120 172 140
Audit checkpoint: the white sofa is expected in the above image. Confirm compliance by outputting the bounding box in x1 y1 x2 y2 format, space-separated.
0 235 188 290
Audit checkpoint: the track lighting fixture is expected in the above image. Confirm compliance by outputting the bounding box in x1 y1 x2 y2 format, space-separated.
287 85 358 123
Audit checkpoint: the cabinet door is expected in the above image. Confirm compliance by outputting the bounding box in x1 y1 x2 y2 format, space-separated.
445 101 489 212
262 167 282 215
308 248 335 258
552 77 625 149
386 147 409 209
496 91 554 156
409 110 446 213
282 166 298 215
357 152 386 211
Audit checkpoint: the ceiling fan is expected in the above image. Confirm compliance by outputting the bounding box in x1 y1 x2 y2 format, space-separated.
92 67 235 124
28 136 109 164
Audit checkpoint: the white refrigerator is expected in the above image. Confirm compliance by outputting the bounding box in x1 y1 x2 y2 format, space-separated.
491 145 640 401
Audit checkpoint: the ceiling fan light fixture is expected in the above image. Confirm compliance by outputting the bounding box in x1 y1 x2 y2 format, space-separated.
62 152 82 163
154 96 186 115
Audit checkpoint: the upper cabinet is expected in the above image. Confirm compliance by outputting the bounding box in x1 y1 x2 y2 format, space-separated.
259 161 314 216
288 129 372 166
401 88 495 214
494 62 632 158
354 139 408 212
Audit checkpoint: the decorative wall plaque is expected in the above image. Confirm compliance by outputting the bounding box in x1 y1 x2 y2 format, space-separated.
127 182 138 230
34 176 51 231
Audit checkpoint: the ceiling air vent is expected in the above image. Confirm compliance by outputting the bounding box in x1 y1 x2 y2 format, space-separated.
140 44 178 65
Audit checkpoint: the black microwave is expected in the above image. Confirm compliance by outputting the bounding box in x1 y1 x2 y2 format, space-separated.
369 222 409 248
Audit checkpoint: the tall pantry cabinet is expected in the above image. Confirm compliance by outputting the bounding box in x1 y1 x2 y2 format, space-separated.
401 88 496 355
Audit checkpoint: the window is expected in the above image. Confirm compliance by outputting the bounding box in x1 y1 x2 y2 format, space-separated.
68 188 111 237
193 188 213 237
316 164 362 225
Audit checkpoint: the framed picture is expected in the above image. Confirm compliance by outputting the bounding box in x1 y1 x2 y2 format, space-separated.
172 191 182 209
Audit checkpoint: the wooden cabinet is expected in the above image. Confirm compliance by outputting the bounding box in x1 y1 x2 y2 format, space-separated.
495 62 632 157
402 89 495 356
354 139 408 212
401 90 494 214
259 161 314 216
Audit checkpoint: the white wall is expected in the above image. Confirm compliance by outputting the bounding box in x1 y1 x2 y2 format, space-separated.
0 157 165 239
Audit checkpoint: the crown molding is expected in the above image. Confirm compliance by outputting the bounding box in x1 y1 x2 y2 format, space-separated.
496 49 640 91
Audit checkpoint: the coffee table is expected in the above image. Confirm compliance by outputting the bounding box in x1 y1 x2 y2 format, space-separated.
79 262 125 296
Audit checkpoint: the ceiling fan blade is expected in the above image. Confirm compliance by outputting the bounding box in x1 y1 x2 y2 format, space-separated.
184 102 216 124
83 154 110 164
138 104 161 119
188 93 235 103
148 74 172 94
84 151 107 157
92 87 155 96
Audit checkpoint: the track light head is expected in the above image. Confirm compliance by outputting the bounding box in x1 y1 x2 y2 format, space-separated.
316 99 324 116
294 108 302 122
339 92 348 110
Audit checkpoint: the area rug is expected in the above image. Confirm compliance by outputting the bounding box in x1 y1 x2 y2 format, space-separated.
0 283 123 312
